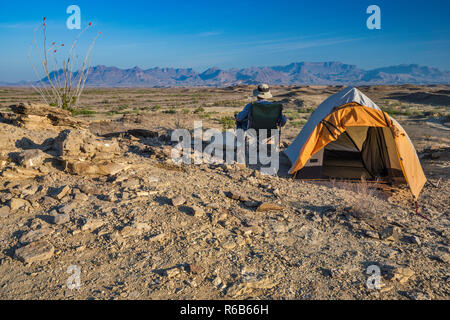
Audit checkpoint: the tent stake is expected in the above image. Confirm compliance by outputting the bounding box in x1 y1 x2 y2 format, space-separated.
415 200 431 222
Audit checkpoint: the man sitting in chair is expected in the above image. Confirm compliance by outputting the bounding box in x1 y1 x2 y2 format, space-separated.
235 84 286 131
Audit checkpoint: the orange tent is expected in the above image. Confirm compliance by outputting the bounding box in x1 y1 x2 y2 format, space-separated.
284 87 426 199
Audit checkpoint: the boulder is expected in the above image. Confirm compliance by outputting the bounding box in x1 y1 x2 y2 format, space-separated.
55 129 120 160
16 149 46 168
9 103 88 129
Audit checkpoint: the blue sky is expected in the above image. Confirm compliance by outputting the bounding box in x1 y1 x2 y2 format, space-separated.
0 0 449 82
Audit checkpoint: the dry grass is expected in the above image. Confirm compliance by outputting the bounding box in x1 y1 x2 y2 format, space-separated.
329 178 380 218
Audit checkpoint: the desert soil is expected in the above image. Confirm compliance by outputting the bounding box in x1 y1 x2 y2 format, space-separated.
0 85 448 300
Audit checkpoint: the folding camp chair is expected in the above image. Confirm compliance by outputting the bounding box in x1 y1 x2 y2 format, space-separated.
248 102 284 147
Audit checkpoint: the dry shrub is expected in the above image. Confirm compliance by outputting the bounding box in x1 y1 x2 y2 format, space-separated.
336 177 379 218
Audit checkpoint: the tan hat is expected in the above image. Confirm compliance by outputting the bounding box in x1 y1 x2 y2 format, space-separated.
253 83 272 99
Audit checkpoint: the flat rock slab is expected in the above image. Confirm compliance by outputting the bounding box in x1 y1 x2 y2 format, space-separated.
256 203 284 212
81 219 105 232
15 241 55 264
0 206 10 218
50 213 70 225
20 228 54 244
227 191 249 202
171 196 186 207
52 185 71 200
66 161 128 176
120 222 151 238
9 198 28 211
380 226 401 242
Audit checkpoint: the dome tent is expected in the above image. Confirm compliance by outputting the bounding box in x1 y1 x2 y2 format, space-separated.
284 87 426 199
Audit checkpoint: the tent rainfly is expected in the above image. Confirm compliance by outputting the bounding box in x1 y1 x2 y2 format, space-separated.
284 87 426 200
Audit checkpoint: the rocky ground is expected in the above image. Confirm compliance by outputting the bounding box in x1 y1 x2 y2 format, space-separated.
0 86 449 300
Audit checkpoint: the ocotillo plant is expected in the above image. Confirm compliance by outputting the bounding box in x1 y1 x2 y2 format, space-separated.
28 17 101 110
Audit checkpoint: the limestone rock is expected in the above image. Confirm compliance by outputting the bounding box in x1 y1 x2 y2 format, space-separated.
187 263 205 275
380 226 401 242
191 205 204 217
16 149 46 168
20 228 54 244
227 191 249 202
365 230 379 239
52 185 71 200
256 203 284 212
148 233 166 242
393 267 415 284
171 196 186 207
410 235 421 245
50 213 70 225
9 103 88 129
65 161 128 176
15 241 55 264
120 222 151 238
9 198 28 211
0 206 10 218
55 129 120 161
81 219 105 232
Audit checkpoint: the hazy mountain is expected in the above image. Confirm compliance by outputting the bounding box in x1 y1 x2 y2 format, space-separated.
4 62 450 87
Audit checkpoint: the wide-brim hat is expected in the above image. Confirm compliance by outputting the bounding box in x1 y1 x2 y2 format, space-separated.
253 83 272 99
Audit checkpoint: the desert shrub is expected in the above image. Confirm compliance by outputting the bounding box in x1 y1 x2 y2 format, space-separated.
219 116 235 130
337 178 378 218
118 104 128 110
302 107 315 113
68 107 96 117
199 113 211 119
194 106 205 114
163 108 177 114
182 108 190 114
28 17 100 109
152 105 162 111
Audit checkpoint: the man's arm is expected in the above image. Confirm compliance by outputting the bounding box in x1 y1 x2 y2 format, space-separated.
279 114 287 126
236 103 251 121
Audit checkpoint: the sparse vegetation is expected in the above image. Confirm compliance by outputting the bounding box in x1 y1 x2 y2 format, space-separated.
193 106 205 114
163 108 177 114
219 116 235 130
68 107 96 117
28 17 101 110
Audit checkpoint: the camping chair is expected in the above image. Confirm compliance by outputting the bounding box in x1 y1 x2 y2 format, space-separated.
248 102 284 147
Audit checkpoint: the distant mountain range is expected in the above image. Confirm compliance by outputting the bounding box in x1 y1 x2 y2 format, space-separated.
3 62 450 87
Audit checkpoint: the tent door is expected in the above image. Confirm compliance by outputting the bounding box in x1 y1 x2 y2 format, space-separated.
296 149 324 179
322 128 373 180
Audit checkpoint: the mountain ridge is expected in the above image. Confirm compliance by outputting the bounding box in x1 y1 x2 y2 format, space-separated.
4 62 450 87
